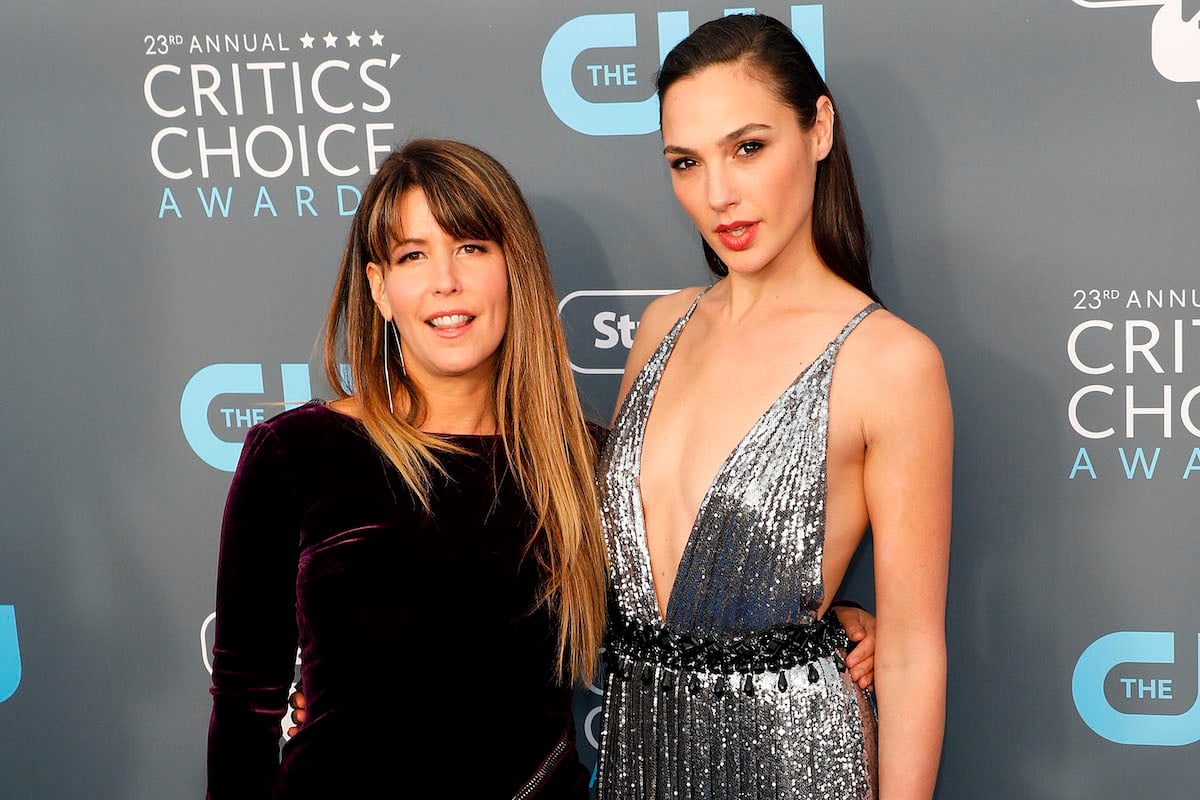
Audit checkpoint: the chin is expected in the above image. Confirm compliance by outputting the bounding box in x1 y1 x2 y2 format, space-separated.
435 363 488 379
434 354 500 380
721 255 772 276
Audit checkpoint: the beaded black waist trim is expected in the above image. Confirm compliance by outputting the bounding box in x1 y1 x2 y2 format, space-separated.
604 610 848 679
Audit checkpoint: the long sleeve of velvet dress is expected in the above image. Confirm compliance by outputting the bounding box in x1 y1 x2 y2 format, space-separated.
206 402 587 798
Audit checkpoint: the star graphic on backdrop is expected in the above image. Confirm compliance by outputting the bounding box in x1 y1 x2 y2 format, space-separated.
299 33 314 48
323 31 338 48
347 31 361 47
369 30 384 47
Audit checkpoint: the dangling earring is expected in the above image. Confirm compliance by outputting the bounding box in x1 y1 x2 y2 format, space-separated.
391 320 405 377
382 318 405 414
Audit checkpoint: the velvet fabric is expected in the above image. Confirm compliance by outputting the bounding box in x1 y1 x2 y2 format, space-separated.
207 401 587 798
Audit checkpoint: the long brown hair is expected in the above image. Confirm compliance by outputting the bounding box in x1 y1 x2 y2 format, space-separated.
323 139 607 683
657 13 879 303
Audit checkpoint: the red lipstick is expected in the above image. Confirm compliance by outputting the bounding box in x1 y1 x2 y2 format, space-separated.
715 221 758 251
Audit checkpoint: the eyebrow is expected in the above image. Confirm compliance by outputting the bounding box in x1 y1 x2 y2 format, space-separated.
391 237 427 248
662 122 773 156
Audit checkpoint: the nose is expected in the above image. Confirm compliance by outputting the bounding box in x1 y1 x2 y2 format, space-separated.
430 250 462 295
705 162 739 212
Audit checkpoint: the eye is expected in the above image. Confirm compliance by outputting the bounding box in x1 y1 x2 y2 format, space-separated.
459 243 489 255
735 140 763 157
394 250 424 264
669 157 697 172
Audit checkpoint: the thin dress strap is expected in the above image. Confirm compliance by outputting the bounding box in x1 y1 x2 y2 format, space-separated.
832 302 881 350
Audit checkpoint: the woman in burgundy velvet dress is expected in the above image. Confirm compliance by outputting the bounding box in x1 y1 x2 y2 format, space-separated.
206 139 608 798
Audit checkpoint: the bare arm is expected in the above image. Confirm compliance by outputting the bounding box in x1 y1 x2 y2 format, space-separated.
862 328 952 799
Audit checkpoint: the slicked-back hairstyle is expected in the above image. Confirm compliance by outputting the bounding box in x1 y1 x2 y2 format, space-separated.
323 139 607 683
657 13 879 302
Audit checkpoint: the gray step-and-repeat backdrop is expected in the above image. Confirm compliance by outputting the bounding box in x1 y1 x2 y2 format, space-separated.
2 1 1197 797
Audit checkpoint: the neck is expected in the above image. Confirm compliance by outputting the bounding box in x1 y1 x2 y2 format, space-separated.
402 372 497 435
721 239 840 321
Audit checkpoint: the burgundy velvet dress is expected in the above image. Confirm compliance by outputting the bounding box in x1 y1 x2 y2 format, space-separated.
207 401 587 798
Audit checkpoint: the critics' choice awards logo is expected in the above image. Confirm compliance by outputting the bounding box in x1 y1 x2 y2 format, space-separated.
1066 11 1200 745
1074 631 1200 746
1066 290 1200 480
143 29 402 220
0 606 21 704
542 4 825 136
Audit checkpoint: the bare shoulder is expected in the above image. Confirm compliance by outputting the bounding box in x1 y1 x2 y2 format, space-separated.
847 309 945 381
639 286 707 340
840 309 950 429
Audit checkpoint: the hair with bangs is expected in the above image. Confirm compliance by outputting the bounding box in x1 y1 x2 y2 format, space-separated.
657 13 879 302
323 138 607 683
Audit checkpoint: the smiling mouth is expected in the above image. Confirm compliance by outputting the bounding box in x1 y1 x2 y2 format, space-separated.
427 314 474 328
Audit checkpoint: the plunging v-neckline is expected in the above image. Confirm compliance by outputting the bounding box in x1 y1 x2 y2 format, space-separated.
632 296 876 624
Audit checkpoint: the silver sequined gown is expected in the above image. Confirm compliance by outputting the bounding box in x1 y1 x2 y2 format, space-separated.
597 293 880 800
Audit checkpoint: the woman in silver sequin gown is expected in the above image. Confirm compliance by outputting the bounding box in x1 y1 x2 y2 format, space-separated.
596 15 952 800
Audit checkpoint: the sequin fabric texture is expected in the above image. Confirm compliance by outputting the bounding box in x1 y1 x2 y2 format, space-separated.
596 294 881 800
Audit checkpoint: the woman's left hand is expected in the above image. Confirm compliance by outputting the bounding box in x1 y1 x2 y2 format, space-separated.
832 605 876 690
286 685 306 738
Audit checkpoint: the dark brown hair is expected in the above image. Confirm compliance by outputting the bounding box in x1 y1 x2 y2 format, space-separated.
657 14 879 302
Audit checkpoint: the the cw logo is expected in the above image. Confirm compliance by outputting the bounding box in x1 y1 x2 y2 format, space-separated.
0 606 21 703
180 363 317 471
1073 631 1200 746
542 5 825 136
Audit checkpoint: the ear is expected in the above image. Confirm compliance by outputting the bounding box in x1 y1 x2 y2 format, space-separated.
366 262 392 321
813 96 835 161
